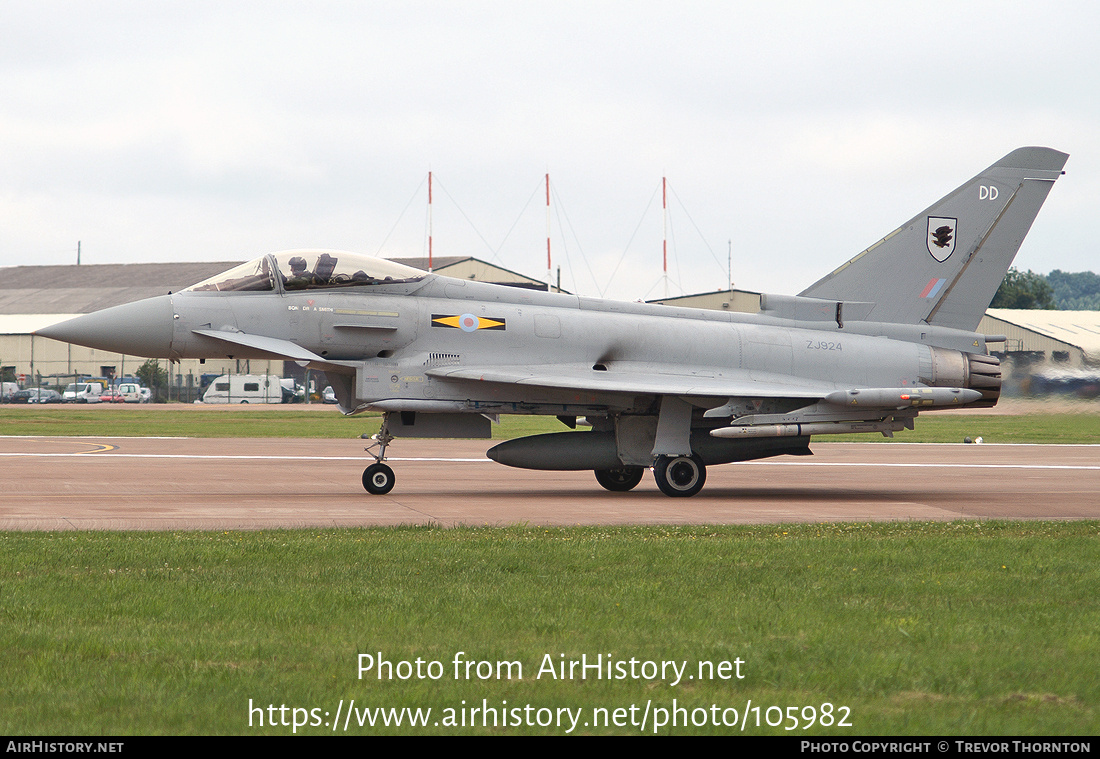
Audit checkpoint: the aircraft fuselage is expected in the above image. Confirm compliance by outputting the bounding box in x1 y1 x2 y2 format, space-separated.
163 275 985 420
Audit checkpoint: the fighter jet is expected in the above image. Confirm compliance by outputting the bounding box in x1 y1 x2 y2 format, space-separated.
36 147 1068 496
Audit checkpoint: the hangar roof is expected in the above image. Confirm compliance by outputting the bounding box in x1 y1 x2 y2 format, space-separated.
985 308 1100 362
0 255 548 317
0 262 240 314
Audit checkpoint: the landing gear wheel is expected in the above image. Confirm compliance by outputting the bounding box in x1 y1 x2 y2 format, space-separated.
363 463 396 495
594 466 644 492
653 454 706 497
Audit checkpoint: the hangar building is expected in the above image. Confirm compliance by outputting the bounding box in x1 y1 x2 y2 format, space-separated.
979 308 1100 367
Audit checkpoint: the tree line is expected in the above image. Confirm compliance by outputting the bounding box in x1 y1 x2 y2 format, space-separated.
991 268 1100 310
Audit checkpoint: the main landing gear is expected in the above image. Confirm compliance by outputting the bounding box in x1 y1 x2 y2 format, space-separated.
652 454 706 497
362 414 396 495
594 466 645 492
593 455 708 497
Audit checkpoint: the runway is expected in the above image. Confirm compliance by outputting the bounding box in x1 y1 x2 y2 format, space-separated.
3 436 1098 529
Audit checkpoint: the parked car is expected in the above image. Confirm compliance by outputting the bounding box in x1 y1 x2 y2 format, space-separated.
1024 369 1100 399
115 382 144 403
62 382 104 403
11 388 62 404
99 383 145 403
281 380 304 403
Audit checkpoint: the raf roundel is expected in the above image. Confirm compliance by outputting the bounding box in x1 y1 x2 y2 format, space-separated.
430 313 507 331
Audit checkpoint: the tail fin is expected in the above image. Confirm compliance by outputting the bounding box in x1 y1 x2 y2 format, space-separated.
800 147 1068 331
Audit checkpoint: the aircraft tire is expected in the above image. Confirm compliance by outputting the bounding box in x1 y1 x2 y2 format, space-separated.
653 454 706 497
594 466 644 492
363 463 396 495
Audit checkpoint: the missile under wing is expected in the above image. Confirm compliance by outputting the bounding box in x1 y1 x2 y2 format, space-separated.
36 147 1069 497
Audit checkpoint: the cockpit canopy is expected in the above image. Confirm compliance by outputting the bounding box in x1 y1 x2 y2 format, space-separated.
185 251 426 293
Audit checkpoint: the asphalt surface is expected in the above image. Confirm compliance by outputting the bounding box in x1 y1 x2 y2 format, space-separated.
2 436 1098 530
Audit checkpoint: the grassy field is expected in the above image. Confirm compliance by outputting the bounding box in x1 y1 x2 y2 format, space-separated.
2 402 1100 443
3 404 1098 735
2 523 1098 735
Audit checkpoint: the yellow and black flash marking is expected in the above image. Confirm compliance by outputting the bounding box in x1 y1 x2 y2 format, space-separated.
431 313 506 332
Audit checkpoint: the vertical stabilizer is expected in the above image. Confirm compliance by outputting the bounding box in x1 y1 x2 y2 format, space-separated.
800 147 1068 331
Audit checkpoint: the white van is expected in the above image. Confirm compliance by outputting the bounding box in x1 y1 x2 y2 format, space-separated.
62 382 104 403
200 374 284 404
115 382 144 403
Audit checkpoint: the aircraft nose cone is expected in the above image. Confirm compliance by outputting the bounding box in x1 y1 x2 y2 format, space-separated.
35 295 175 357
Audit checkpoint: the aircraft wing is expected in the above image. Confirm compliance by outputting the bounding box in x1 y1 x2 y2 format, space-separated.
424 363 837 400
426 364 981 421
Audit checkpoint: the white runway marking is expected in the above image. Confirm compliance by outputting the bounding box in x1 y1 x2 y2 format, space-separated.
0 451 1096 470
0 452 489 462
754 461 1100 471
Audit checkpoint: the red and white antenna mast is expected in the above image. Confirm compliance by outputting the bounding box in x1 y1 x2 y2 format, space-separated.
427 170 434 272
545 173 552 291
662 176 669 298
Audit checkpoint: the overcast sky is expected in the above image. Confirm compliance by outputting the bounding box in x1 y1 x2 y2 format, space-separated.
2 1 1096 300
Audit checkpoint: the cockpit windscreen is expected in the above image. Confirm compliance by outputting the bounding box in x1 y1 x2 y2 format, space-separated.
186 251 426 293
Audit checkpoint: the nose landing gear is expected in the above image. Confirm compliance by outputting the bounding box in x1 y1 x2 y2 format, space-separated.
363 462 395 495
362 413 396 495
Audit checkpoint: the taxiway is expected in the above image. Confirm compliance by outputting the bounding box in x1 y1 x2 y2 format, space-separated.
3 436 1098 529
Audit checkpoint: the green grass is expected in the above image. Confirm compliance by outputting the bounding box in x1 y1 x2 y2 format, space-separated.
828 413 1100 444
0 406 552 439
2 523 1098 735
0 405 372 439
2 404 1099 443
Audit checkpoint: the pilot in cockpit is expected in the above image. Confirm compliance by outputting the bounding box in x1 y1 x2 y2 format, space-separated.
285 256 312 289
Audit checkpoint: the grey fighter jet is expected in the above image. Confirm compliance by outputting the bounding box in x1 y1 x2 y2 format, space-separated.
36 147 1068 497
